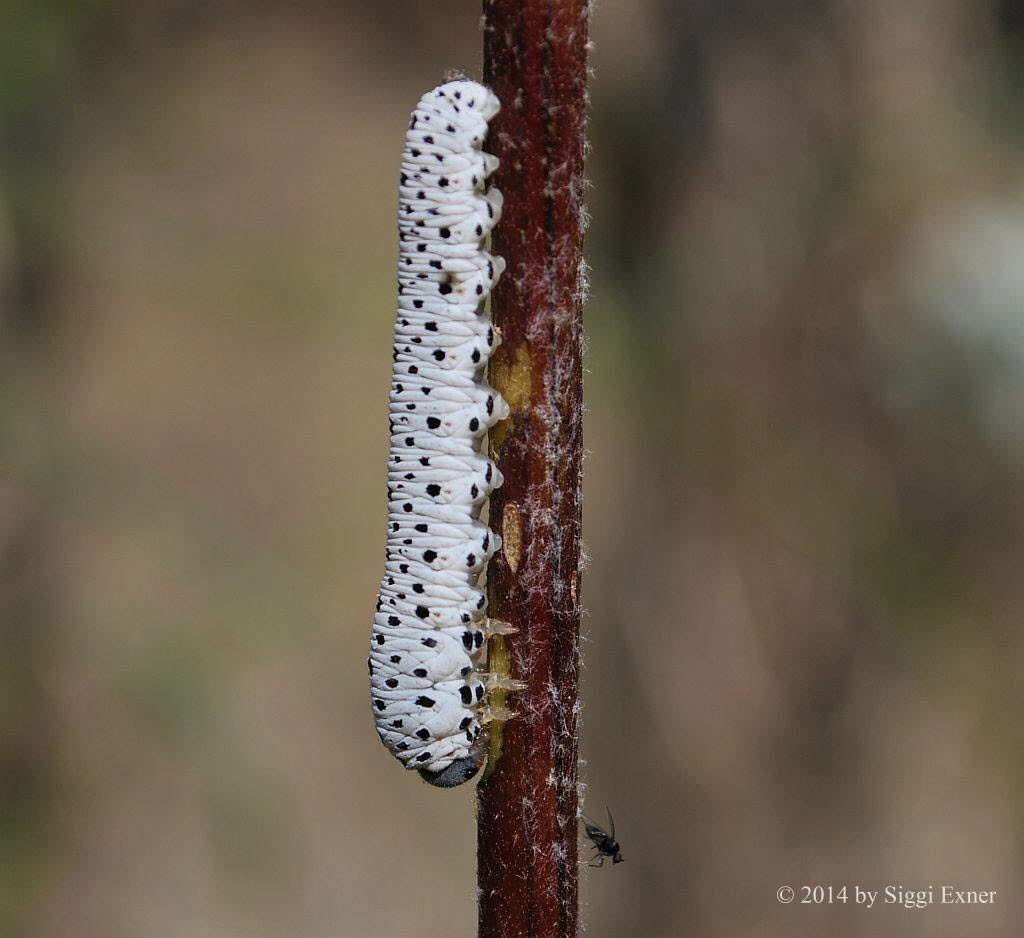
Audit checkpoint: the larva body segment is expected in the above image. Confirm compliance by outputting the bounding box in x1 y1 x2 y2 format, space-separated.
369 80 505 789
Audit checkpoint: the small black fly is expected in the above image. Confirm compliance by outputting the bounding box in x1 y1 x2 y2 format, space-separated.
581 808 623 867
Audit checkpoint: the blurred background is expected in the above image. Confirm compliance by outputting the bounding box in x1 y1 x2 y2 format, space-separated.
2 1 1024 936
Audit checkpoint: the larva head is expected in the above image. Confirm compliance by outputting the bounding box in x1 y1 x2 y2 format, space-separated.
418 743 485 788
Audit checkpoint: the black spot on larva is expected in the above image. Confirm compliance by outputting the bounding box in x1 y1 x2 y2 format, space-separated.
461 666 472 676
447 123 456 131
403 503 413 512
403 539 411 545
486 397 494 415
411 148 420 157
423 549 437 563
460 716 472 730
405 436 415 446
426 484 441 497
476 284 483 295
400 563 409 573
474 631 484 648
409 365 419 374
415 696 436 708
390 655 401 663
425 321 438 331
439 178 449 188
462 632 473 649
415 605 429 619
487 203 494 218
388 616 400 626
471 350 481 363
411 337 422 345
460 686 473 705
421 387 430 395
438 284 452 295
471 485 479 499
476 595 486 609
416 752 432 763
487 327 494 345
435 153 443 162
417 191 425 200
406 403 415 411
433 350 446 361
391 719 403 728
415 523 428 533
401 173 407 184
430 261 441 270
413 668 427 678
419 457 430 466
476 225 483 236
413 583 425 594
461 613 470 623
397 592 406 599
416 245 426 254
482 532 490 550
469 418 480 432
475 684 485 701
374 700 385 711
421 636 437 647
427 417 441 429
439 227 451 239
416 728 430 740
376 634 385 645
467 554 476 567
404 473 414 480
424 135 433 144
385 678 398 688
396 741 408 751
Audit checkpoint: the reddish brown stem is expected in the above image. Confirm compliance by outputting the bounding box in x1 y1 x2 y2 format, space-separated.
477 1 588 937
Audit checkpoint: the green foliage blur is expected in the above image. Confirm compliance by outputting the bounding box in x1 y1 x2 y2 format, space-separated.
2 2 1024 936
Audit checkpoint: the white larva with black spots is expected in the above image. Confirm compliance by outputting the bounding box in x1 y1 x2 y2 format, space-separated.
369 80 509 788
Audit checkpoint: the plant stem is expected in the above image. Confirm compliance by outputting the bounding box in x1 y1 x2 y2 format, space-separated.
477 1 588 936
